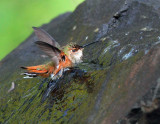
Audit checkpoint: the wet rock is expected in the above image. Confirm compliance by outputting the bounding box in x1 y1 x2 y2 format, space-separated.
1 0 160 124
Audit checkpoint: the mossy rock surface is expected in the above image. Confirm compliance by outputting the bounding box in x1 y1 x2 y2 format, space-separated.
1 0 160 123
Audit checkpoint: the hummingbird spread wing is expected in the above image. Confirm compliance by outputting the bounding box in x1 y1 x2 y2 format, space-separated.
33 27 60 48
35 41 62 65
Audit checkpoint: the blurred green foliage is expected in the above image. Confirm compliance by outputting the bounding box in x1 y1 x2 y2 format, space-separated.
0 0 84 60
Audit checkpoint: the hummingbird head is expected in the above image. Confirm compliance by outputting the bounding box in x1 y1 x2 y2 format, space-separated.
67 44 84 64
64 40 100 64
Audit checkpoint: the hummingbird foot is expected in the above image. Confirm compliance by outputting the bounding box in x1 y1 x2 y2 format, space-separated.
50 69 63 80
50 68 70 80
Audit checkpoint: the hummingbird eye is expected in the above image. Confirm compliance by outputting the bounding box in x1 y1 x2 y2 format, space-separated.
72 49 76 52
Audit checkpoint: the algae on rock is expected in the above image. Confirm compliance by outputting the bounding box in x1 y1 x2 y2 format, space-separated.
1 0 160 124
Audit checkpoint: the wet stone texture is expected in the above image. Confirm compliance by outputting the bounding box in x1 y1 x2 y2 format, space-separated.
1 0 160 123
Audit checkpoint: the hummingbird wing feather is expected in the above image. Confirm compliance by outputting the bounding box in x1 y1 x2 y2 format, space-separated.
33 27 60 48
35 41 62 66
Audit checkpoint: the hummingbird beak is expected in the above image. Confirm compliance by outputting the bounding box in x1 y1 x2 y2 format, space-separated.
81 40 100 48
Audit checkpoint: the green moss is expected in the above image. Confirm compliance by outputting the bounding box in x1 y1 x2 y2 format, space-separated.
99 51 113 67
0 67 102 123
90 51 144 122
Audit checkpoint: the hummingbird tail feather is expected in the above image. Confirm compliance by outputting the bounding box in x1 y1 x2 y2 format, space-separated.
21 64 54 78
21 72 38 78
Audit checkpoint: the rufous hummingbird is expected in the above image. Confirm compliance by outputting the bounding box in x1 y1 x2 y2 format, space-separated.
21 27 99 79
